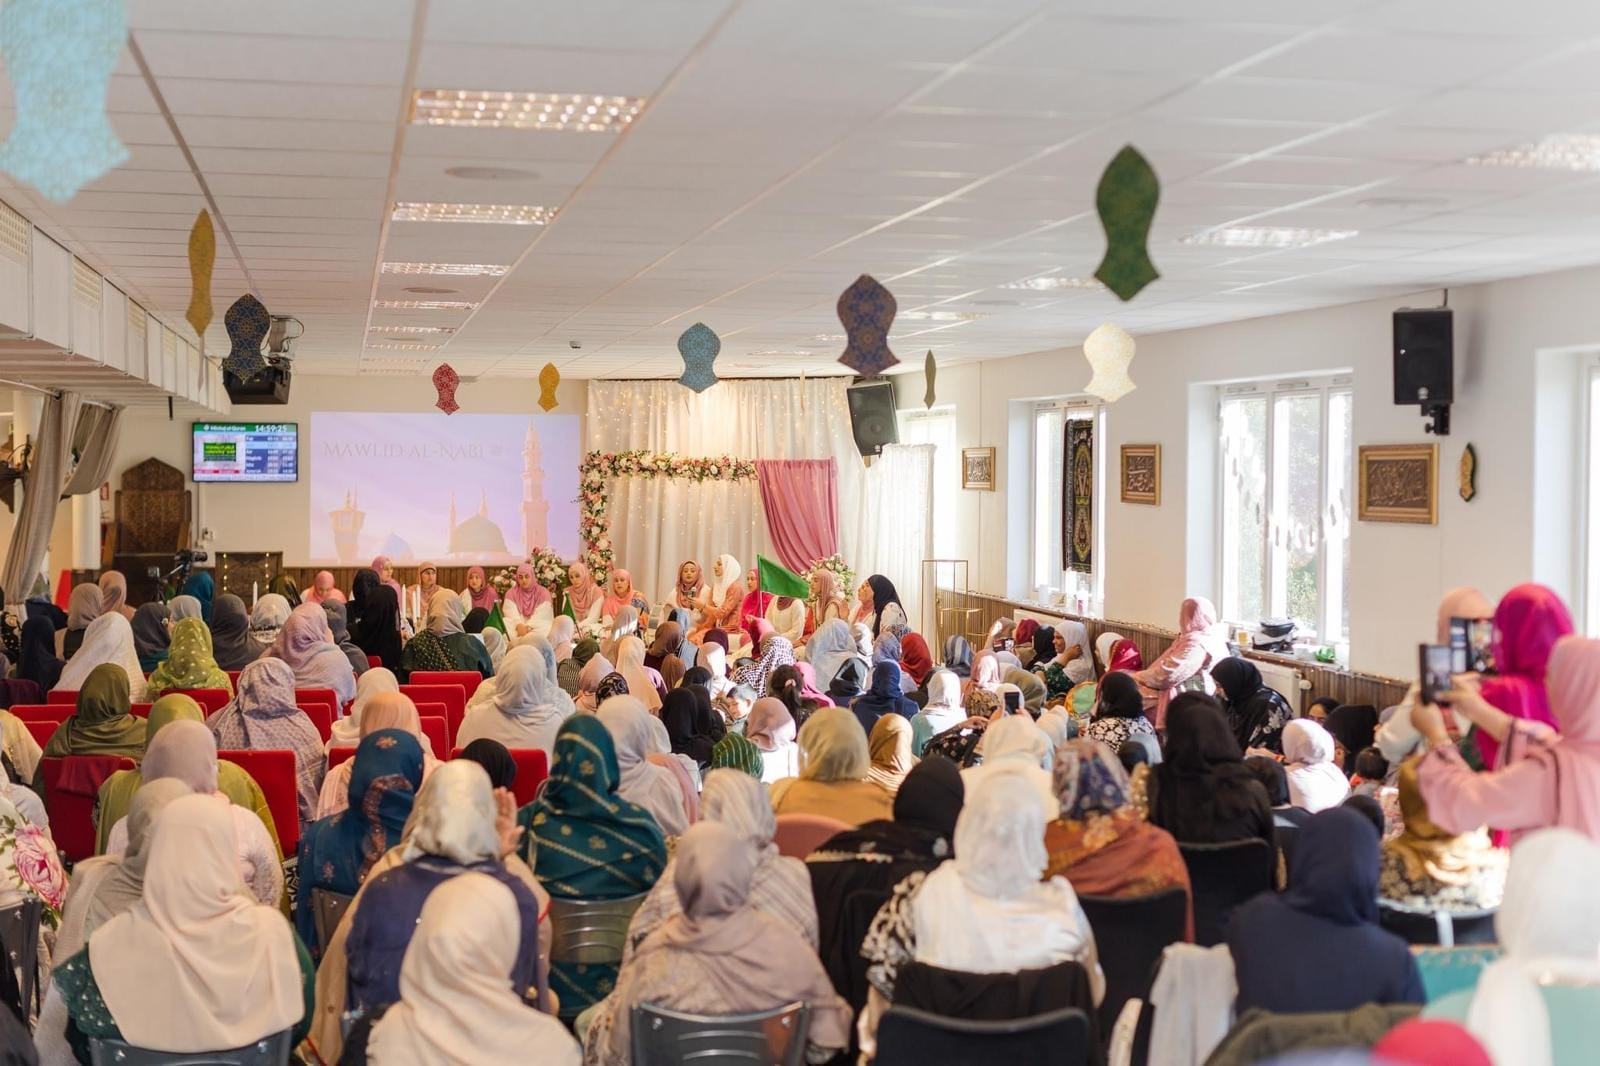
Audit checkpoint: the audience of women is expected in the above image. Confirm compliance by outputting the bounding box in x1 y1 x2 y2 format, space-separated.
208 658 327 826
598 696 692 837
266 602 358 705
128 602 169 675
249 592 294 650
1379 756 1506 913
1133 596 1228 726
206 593 262 671
62 583 102 659
909 669 965 755
399 591 493 680
770 706 894 825
1282 717 1353 813
43 663 146 760
859 773 1103 1056
612 635 664 711
1212 657 1290 754
54 612 147 700
1084 670 1157 749
1148 692 1274 846
745 696 799 783
1228 806 1423 1014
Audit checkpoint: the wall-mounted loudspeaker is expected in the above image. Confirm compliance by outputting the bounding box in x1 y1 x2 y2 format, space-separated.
846 380 900 457
1393 307 1453 435
223 364 292 405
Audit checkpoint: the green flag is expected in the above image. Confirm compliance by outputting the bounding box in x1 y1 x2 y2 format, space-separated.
757 555 810 599
485 600 508 636
560 593 575 622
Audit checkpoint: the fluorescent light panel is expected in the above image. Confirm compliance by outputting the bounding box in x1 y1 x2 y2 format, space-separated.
391 202 556 225
1180 227 1358 249
1466 134 1600 171
372 299 479 311
381 262 509 276
899 310 986 322
364 342 440 351
412 89 644 132
366 325 456 335
1000 274 1105 291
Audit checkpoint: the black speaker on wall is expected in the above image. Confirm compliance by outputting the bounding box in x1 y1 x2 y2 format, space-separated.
1394 306 1452 435
847 380 900 457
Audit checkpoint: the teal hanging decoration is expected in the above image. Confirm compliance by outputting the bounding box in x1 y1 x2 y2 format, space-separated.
0 0 129 202
221 294 269 379
677 322 720 392
1093 145 1161 302
924 350 937 409
837 274 899 377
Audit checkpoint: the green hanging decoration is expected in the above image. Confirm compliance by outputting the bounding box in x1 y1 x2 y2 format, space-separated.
1093 145 1161 302
923 351 937 409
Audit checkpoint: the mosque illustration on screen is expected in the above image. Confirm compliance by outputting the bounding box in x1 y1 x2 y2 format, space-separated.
326 421 548 563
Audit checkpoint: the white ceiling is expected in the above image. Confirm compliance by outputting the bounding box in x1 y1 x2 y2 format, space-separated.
6 0 1600 380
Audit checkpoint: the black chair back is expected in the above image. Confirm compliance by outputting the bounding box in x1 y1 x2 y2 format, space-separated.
630 1001 809 1066
1078 889 1187 1035
1178 839 1275 946
1378 901 1498 947
875 1005 1091 1066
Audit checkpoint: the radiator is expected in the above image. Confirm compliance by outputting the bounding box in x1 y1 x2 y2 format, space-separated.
1253 658 1310 716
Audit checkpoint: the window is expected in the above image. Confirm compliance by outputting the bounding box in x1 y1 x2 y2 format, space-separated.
899 407 958 561
1031 401 1104 613
1218 377 1352 643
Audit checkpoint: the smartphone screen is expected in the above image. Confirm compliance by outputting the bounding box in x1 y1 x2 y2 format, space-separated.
1419 644 1453 705
1003 690 1022 714
1468 619 1496 674
1447 617 1470 675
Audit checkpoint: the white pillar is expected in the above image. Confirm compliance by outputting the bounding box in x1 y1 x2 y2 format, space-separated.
70 493 99 569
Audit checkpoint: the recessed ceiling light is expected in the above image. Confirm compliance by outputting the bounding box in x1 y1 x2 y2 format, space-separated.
382 262 509 276
412 89 644 132
391 202 556 225
899 310 987 322
372 299 479 311
1179 227 1358 249
445 165 541 181
1466 134 1600 171
999 275 1105 292
749 349 815 357
366 325 456 335
364 342 441 351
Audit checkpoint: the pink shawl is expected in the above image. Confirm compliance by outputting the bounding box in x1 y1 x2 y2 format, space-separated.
566 564 603 618
1476 583 1573 768
647 752 700 826
465 566 499 612
602 570 640 620
1137 596 1229 728
504 564 550 617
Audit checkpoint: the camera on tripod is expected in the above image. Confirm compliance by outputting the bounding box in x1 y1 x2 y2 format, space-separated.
175 548 209 566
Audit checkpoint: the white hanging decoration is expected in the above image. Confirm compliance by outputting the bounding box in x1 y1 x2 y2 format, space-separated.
1082 323 1137 402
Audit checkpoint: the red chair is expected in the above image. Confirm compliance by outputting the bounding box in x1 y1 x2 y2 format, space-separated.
295 688 338 714
419 715 447 757
219 749 300 857
409 670 485 702
328 718 444 770
23 719 57 750
40 755 136 862
773 813 851 859
129 703 152 718
367 655 382 669
400 684 466 748
171 688 230 714
449 746 548 808
226 671 242 689
327 745 356 771
46 691 77 705
295 701 333 743
9 704 70 725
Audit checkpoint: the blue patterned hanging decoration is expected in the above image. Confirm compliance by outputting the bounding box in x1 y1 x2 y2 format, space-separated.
837 274 899 377
0 0 129 202
221 294 269 379
677 322 720 393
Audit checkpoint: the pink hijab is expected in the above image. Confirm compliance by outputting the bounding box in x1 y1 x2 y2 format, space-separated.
265 602 336 669
739 570 772 634
370 555 405 603
566 562 603 617
304 571 344 606
504 564 550 617
465 566 499 612
602 569 639 620
1477 584 1573 768
1141 596 1230 728
964 650 1002 700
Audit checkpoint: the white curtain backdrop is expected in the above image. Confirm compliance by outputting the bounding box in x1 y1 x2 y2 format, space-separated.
848 443 934 634
586 379 924 612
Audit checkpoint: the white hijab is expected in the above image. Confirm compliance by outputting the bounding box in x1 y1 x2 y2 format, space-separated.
597 696 688 837
456 647 563 755
368 873 580 1066
709 554 741 604
327 667 399 749
88 794 302 1052
402 761 500 866
615 635 661 712
481 627 508 670
1467 828 1600 1066
427 589 465 637
1281 719 1350 813
1095 632 1124 672
547 615 576 662
961 714 1059 820
55 612 147 700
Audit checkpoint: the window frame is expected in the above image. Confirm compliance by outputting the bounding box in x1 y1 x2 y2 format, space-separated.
1028 398 1106 615
898 404 959 563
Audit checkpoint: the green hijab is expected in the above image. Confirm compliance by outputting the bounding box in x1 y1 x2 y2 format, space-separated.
43 663 146 759
571 636 600 667
146 618 233 698
709 732 764 779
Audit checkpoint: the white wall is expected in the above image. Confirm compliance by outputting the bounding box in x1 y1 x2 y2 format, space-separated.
907 263 1600 679
98 372 587 568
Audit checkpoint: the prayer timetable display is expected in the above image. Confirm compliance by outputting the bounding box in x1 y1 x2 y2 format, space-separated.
192 422 300 483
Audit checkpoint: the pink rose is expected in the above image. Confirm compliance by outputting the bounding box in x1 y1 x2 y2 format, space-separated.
12 826 64 910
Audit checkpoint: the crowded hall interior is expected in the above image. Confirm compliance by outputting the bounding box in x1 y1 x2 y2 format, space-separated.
1 1 1599 1064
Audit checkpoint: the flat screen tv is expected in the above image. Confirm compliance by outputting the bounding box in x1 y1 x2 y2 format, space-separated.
192 422 299 483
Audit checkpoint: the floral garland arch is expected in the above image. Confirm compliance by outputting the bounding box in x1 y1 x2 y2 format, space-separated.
579 450 758 579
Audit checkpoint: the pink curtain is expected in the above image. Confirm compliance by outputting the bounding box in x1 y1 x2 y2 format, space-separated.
755 459 838 572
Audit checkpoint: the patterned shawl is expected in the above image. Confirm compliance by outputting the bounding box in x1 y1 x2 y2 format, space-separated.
146 618 233 697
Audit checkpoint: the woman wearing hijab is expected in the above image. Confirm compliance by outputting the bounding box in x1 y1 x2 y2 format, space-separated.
481 626 509 673
850 660 918 735
732 568 769 641
709 732 764 778
456 646 567 756
208 658 326 827
322 600 370 680
594 696 690 838
1212 657 1290 754
766 591 806 646
571 650 613 711
960 713 1058 819
265 601 358 704
501 563 554 647
866 715 914 796
328 667 399 750
689 554 742 642
1083 671 1155 749
909 670 964 756
43 663 147 761
962 648 1002 704
455 565 497 618
1133 596 1230 727
732 629 796 699
600 604 639 663
317 692 442 819
770 706 894 825
180 569 216 624
62 583 104 659
853 574 908 638
1003 666 1048 717
898 631 934 700
128 601 173 677
1229 807 1423 1014
1379 756 1506 913
145 617 232 698
96 571 133 623
669 560 707 625
643 620 686 693
52 795 309 1061
1469 584 1574 769
207 594 260 672
808 567 850 635
398 590 493 681
349 585 402 673
345 873 577 1066
659 687 724 770
518 715 667 1017
167 595 203 624
546 614 577 663
301 570 344 607
859 773 1104 1058
1148 692 1275 847
17 615 64 694
248 592 292 650
295 728 423 954
1282 718 1352 813
1322 703 1379 777
369 556 403 607
940 634 973 680
585 821 849 1066
265 573 300 605
1423 829 1600 1066
805 619 863 692
746 697 799 783
458 737 517 790
555 560 598 628
54 612 147 701
613 635 664 711
603 568 650 628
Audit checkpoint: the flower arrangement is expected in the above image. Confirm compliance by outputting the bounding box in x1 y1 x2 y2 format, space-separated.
579 450 759 580
806 554 855 597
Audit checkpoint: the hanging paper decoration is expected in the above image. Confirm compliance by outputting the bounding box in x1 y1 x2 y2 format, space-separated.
0 0 129 202
677 322 721 393
836 274 899 377
221 294 269 379
1093 145 1161 301
923 350 937 409
1082 323 1137 403
432 363 460 414
186 210 215 342
538 362 560 412
1064 419 1094 574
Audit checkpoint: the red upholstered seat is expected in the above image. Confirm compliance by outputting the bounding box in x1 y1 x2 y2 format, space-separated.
46 691 76 705
367 656 382 669
22 719 57 751
400 684 466 748
218 749 300 856
129 703 152 718
294 687 339 713
40 755 136 862
329 717 446 769
171 688 229 713
9 704 70 725
226 671 241 689
773 813 852 859
449 746 548 807
294 701 333 743
409 670 484 702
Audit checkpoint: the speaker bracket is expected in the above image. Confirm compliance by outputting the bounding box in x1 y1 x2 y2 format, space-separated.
1422 402 1451 436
